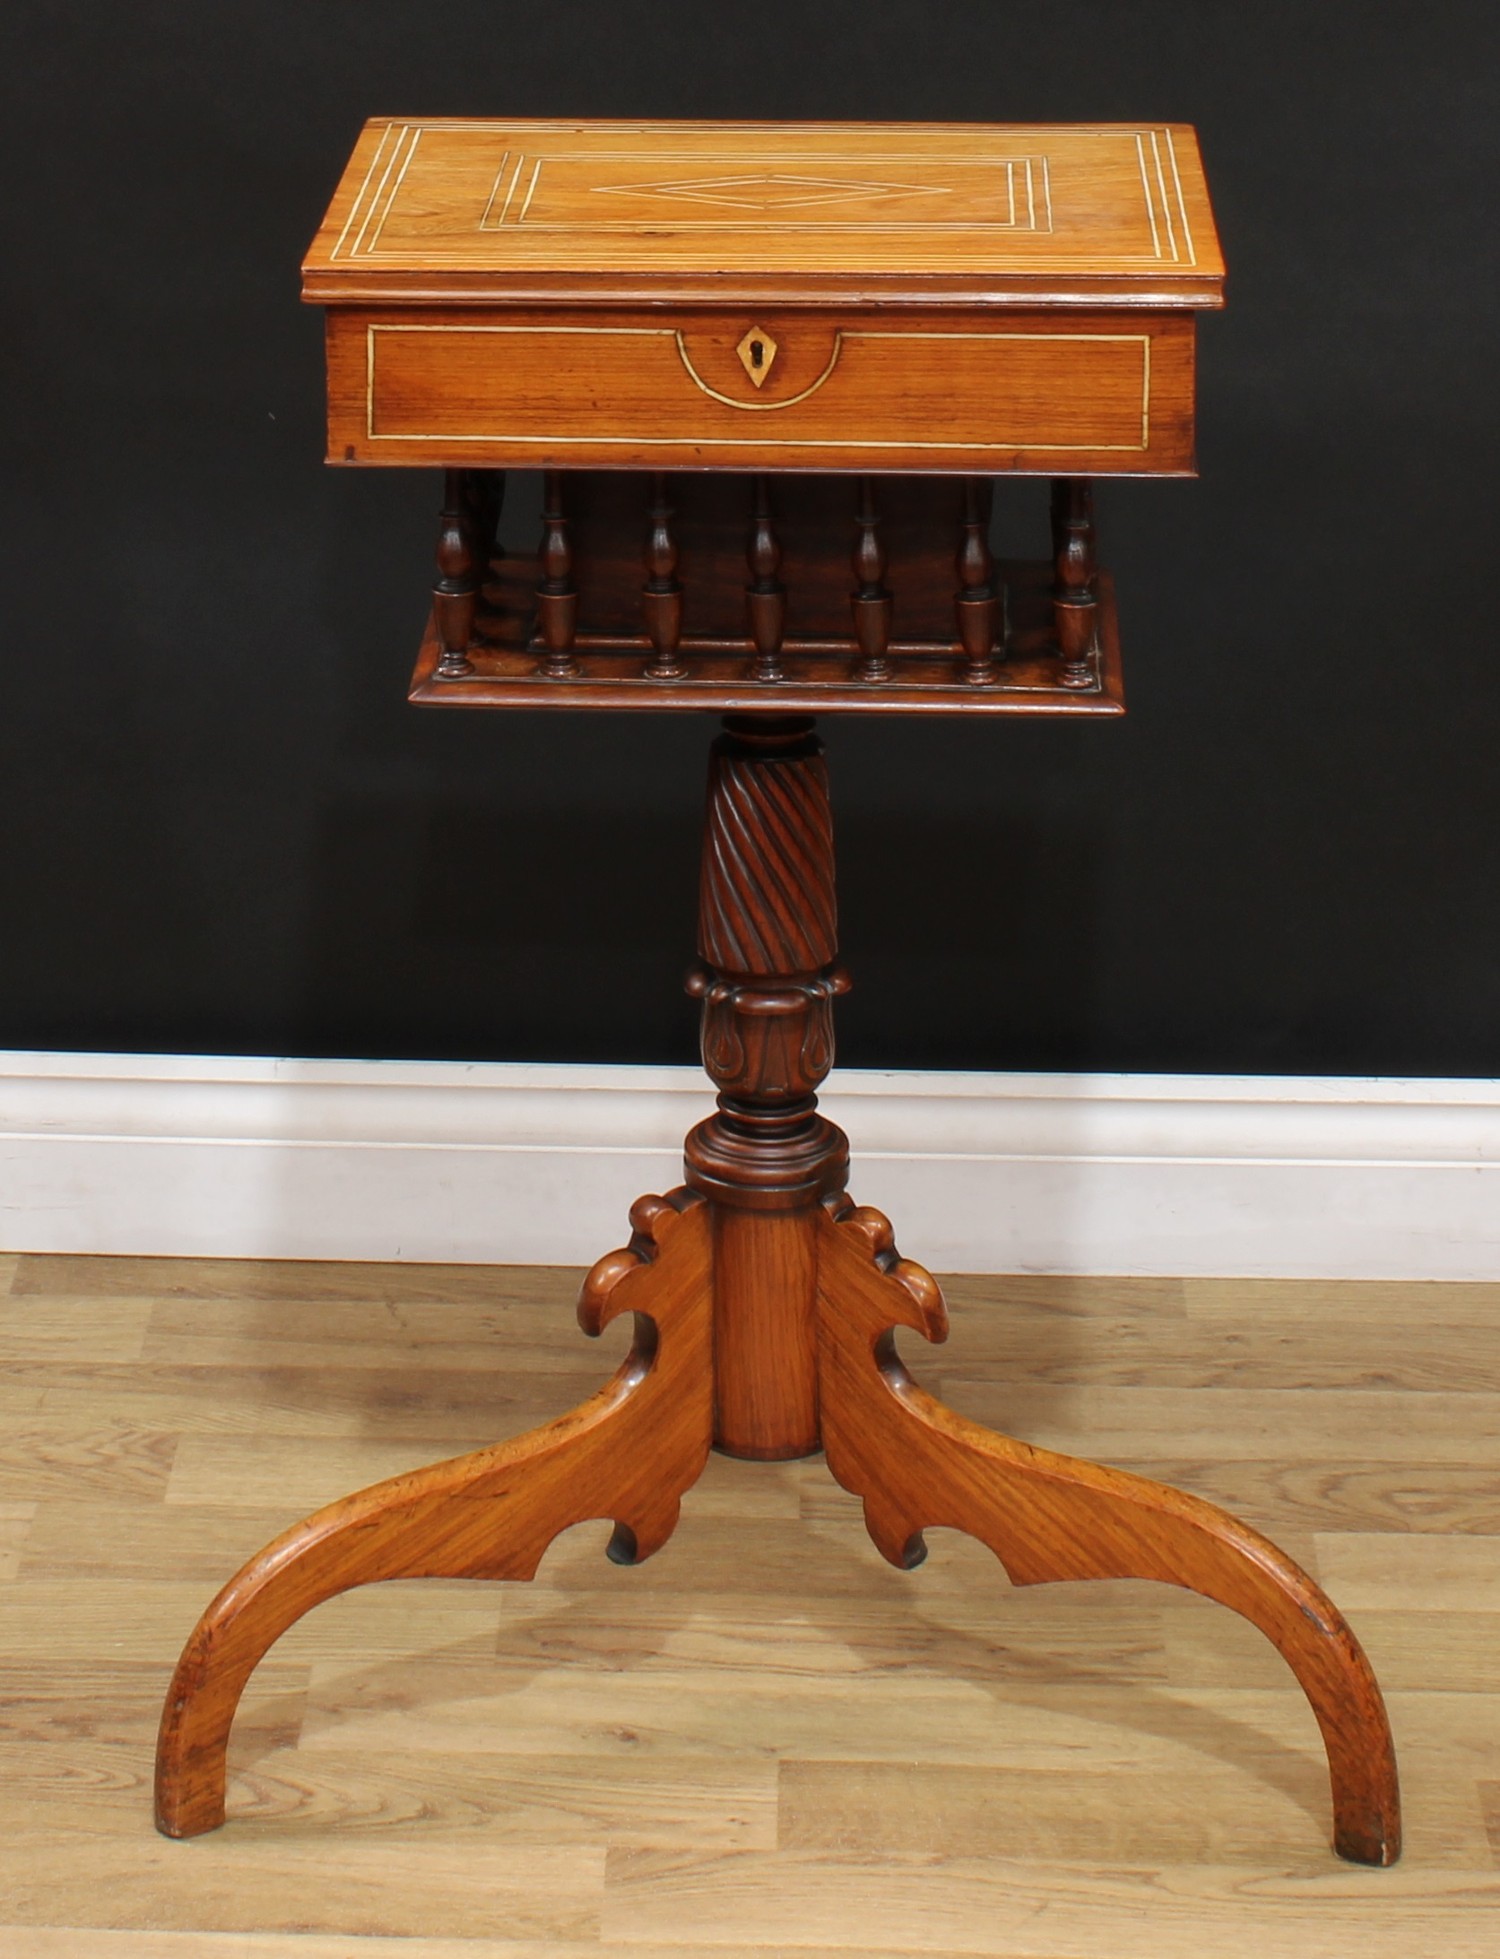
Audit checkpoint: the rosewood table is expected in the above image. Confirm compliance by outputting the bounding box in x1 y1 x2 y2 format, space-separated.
155 118 1401 1864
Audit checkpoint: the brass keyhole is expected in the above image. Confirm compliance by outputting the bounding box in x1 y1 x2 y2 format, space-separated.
736 323 779 388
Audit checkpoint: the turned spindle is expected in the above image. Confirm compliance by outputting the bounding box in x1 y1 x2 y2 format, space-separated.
746 474 787 684
1051 476 1098 690
642 473 686 679
433 468 480 677
955 475 1001 684
851 476 893 682
536 469 579 677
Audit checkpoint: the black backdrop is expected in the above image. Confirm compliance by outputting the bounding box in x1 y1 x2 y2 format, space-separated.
2 3 1496 1074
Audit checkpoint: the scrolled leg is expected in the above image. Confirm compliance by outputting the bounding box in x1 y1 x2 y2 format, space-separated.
815 1198 1402 1866
155 1189 713 1838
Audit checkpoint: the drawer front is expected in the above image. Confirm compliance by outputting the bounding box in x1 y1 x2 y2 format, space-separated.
327 309 1195 473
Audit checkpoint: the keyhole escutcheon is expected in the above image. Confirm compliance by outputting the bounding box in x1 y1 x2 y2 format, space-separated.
735 324 779 388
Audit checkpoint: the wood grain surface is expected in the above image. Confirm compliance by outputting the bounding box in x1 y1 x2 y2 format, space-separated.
325 307 1194 474
301 119 1224 307
2 1253 1497 1950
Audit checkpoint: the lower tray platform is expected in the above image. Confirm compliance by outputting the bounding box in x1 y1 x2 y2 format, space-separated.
409 472 1123 716
412 557 1122 716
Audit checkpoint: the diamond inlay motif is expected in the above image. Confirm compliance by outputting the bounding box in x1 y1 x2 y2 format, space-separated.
591 173 951 213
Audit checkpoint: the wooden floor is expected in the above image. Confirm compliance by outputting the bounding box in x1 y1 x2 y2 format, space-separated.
1 1245 1498 1956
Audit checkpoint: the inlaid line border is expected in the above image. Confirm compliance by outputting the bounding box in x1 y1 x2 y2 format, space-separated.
478 152 521 230
338 129 1177 253
363 322 1153 451
326 123 1196 262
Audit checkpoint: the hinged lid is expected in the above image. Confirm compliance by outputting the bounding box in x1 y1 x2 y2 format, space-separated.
302 119 1224 309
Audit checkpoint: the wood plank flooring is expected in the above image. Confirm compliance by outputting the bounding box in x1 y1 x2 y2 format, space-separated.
1 1249 1498 1955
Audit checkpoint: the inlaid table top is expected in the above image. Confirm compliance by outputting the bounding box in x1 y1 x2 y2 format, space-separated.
302 117 1224 308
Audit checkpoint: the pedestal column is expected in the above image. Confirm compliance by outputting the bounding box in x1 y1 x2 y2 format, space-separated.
684 716 849 1460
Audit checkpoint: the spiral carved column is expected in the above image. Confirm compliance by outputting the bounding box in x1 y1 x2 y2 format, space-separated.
685 716 849 1458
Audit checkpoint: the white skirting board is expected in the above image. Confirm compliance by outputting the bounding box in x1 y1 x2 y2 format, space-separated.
1 1051 1498 1278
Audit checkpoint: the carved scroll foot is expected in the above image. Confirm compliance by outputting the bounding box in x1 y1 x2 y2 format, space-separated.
154 1190 713 1838
815 1199 1402 1867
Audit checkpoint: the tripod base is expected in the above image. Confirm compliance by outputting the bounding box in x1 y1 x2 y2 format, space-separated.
156 1182 1401 1865
155 714 1399 1862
